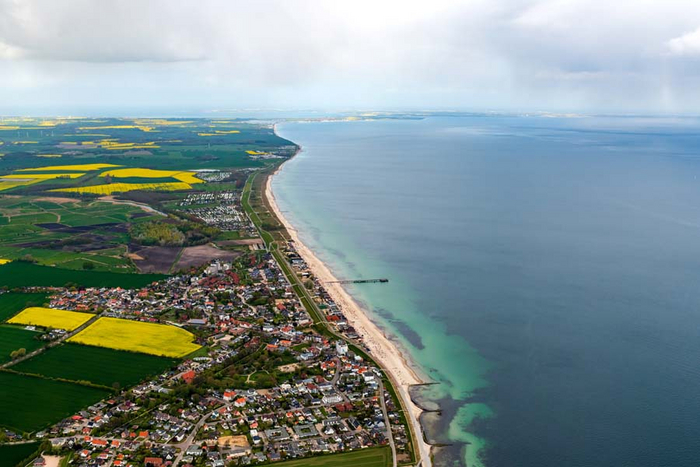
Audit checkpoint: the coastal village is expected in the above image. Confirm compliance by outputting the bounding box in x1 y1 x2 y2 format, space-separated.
2 247 414 466
0 118 425 467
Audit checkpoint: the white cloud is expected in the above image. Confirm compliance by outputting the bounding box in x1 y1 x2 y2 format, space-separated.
1 0 700 113
668 27 700 56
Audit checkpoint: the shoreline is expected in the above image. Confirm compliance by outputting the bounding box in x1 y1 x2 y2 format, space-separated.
266 125 434 466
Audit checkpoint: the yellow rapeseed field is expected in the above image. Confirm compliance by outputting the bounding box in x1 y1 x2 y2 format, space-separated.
77 125 155 132
246 150 265 155
0 172 86 191
99 168 203 184
0 173 85 180
0 180 36 191
172 172 203 184
101 141 160 150
68 317 200 357
19 163 122 172
64 139 159 150
198 129 240 135
0 258 11 265
53 182 192 195
8 307 94 331
37 154 63 158
100 168 172 178
133 119 194 126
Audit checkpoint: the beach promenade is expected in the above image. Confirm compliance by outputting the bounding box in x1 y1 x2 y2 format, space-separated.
250 135 434 467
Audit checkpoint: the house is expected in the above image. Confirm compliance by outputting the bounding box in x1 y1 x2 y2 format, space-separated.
181 370 196 384
144 458 163 467
91 438 108 448
322 394 343 405
336 341 349 356
233 397 246 408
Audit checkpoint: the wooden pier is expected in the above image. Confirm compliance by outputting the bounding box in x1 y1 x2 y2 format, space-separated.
326 278 389 284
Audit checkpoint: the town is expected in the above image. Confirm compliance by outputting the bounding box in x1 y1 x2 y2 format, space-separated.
3 246 412 466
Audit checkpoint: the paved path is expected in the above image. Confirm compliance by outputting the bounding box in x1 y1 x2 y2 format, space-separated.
172 404 228 466
246 172 426 466
379 380 398 467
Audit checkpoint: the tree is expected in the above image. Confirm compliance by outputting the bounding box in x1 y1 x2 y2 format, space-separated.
82 261 95 270
10 348 27 360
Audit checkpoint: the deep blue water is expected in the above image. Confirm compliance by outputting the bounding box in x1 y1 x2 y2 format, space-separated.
273 115 700 467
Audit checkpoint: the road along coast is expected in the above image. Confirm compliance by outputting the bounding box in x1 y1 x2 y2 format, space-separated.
265 129 434 466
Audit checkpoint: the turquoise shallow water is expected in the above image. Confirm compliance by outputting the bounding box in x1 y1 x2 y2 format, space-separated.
273 116 700 467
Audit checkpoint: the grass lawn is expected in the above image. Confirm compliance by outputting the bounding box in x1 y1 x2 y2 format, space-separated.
0 442 40 467
14 343 177 388
0 262 165 288
0 292 48 322
0 371 110 433
0 325 44 365
270 447 391 467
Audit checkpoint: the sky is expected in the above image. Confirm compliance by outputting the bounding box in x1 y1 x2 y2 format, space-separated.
1 0 700 115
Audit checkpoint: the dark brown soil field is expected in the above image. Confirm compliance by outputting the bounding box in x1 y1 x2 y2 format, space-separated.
131 245 182 273
217 239 264 247
173 244 241 271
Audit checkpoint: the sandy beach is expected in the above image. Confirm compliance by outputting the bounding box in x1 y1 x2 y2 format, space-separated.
265 136 433 466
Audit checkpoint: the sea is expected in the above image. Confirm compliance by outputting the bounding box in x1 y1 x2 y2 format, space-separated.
272 115 700 467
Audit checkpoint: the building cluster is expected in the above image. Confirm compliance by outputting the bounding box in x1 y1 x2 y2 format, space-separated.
21 252 410 466
193 171 233 183
178 191 255 235
284 243 361 339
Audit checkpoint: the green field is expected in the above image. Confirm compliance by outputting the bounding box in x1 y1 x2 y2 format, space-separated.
0 118 292 174
0 442 40 467
0 262 165 288
0 371 110 433
13 343 177 388
0 197 160 272
0 292 48 322
0 326 44 365
271 447 391 467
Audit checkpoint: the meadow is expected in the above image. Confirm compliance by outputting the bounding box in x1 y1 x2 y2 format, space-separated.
68 317 201 357
0 292 48 322
0 442 40 467
13 343 177 388
0 371 110 432
271 447 391 467
0 326 44 364
8 307 94 331
0 262 165 288
0 196 161 272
